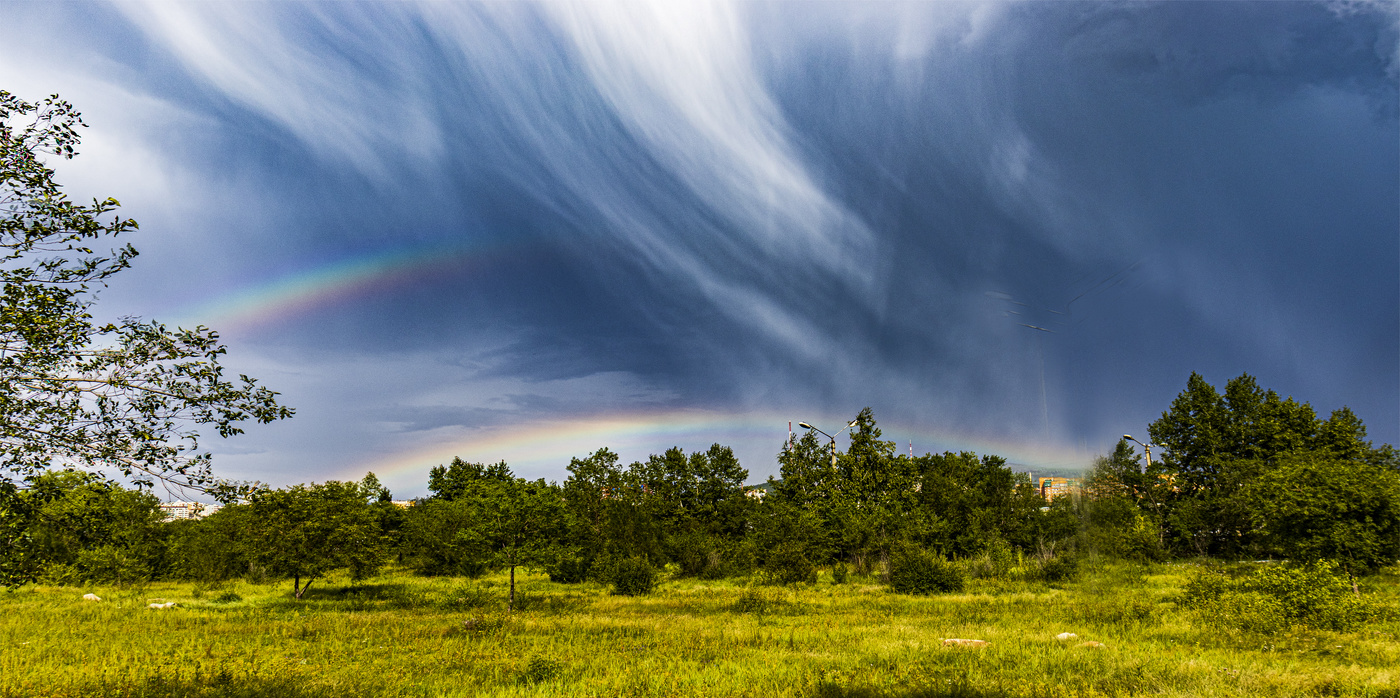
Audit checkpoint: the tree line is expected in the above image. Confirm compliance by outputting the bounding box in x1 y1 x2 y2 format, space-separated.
4 373 1395 598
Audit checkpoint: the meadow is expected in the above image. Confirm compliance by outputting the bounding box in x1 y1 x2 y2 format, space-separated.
2 561 1397 698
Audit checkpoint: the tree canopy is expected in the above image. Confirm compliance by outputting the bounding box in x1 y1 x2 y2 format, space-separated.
0 90 291 495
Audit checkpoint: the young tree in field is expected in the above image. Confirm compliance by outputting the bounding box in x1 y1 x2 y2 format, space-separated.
163 504 250 583
0 91 291 496
243 481 384 598
561 448 630 567
907 451 1043 558
689 444 751 540
426 458 512 501
477 475 569 611
829 408 914 568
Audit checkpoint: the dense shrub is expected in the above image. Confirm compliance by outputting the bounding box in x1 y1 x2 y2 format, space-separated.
732 587 784 614
764 544 817 585
889 548 965 594
76 546 150 587
832 562 849 584
1181 560 1376 633
548 556 590 584
611 558 656 596
965 537 1017 580
519 657 562 684
1034 554 1080 583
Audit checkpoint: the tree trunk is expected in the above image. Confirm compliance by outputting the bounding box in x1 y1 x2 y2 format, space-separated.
295 576 314 600
294 574 300 598
509 564 516 612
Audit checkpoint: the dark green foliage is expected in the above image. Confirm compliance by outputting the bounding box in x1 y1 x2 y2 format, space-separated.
888 548 965 594
1034 553 1079 583
1080 445 1167 562
611 558 656 596
831 562 849 584
1181 561 1377 633
1 470 166 586
764 543 817 585
164 508 251 583
427 458 512 501
547 556 590 584
731 587 785 614
400 499 489 577
906 452 1046 559
1148 373 1396 559
1242 450 1400 576
241 480 386 598
965 537 1018 580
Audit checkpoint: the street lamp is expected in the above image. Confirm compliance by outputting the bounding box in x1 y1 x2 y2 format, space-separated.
1122 433 1168 547
1122 434 1159 468
799 420 858 467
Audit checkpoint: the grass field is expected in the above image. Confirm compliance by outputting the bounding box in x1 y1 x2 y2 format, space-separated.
2 560 1397 697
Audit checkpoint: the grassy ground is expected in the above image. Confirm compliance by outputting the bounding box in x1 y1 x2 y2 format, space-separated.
1 560 1397 697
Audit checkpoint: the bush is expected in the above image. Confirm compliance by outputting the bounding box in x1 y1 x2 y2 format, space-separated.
548 556 590 584
965 538 1017 580
76 546 150 587
889 549 965 595
1181 560 1376 633
832 562 849 584
765 545 817 585
732 587 784 615
611 558 656 596
1035 554 1080 583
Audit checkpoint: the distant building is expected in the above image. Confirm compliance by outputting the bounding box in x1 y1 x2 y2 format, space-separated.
1037 477 1081 502
390 500 415 509
158 501 222 521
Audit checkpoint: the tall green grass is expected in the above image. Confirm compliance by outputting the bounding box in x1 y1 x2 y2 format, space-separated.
1 560 1396 697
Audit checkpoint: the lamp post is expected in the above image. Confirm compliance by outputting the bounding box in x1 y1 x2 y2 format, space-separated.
1122 434 1166 546
799 420 858 467
1122 434 1158 469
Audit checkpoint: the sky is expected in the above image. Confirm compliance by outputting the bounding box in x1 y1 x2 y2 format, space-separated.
2 1 1396 498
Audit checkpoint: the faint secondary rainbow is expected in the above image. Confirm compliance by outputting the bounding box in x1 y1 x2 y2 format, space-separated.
167 243 486 333
346 409 1096 494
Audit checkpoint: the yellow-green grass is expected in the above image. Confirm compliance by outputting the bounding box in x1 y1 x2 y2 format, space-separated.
2 561 1397 697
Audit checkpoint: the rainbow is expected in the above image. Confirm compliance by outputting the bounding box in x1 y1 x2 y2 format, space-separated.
344 408 1096 495
166 242 486 332
162 250 1097 493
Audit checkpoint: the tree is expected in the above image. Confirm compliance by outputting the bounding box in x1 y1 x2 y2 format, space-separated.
1244 450 1400 581
426 458 512 501
0 90 291 495
829 408 912 568
242 481 384 598
561 448 635 569
1080 439 1166 558
1148 373 1397 558
0 469 166 586
477 475 569 611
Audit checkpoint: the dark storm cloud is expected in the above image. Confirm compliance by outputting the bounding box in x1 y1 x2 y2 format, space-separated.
1 1 1393 489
